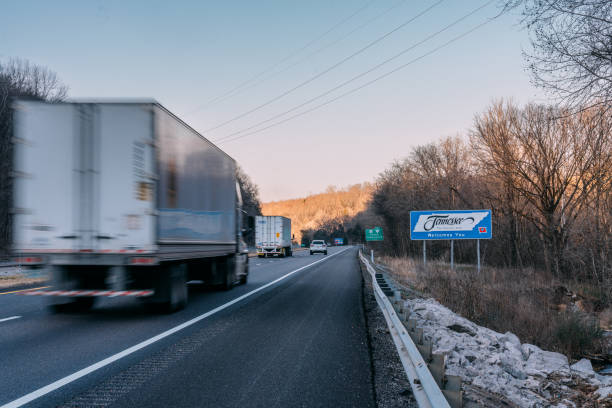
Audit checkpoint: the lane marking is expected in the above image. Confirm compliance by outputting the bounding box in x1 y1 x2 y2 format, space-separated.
0 286 49 295
0 247 351 408
0 316 22 323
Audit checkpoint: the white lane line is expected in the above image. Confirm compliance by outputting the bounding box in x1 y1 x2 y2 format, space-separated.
1 247 352 408
0 316 22 323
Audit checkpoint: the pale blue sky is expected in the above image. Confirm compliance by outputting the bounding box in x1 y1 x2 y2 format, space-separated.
1 1 544 201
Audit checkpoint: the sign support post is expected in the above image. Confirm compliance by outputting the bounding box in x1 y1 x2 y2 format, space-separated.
365 227 383 265
477 239 481 274
450 240 454 270
423 240 426 266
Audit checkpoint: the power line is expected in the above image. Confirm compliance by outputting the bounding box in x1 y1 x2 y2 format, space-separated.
201 0 444 133
186 0 377 115
218 15 498 144
214 0 493 143
200 0 408 110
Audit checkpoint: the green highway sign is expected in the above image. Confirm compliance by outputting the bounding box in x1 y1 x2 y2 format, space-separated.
365 227 383 241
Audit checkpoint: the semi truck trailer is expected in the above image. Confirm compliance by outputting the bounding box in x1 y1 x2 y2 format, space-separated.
11 99 249 312
255 216 292 257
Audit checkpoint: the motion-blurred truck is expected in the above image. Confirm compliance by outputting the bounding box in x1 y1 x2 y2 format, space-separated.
12 99 249 312
255 216 292 257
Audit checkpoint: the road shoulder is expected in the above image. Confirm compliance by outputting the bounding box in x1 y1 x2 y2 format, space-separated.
359 258 417 408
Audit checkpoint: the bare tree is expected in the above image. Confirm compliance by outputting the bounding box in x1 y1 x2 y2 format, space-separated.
472 100 612 276
235 165 262 246
507 0 612 110
0 58 68 257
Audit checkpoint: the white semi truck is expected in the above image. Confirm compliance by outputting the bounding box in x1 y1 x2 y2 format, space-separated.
255 216 292 257
11 99 249 312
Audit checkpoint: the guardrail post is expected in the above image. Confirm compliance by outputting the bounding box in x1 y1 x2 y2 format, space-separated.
417 338 432 362
428 353 446 387
415 327 424 345
442 375 463 408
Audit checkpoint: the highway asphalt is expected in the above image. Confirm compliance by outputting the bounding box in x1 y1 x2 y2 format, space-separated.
0 246 374 407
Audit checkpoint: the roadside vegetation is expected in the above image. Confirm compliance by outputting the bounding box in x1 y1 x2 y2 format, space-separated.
380 256 607 361
236 165 263 246
368 100 611 362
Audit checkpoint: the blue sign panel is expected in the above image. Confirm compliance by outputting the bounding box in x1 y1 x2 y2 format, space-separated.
334 238 344 245
410 210 492 240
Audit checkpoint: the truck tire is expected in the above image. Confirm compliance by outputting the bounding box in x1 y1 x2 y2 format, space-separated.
279 248 286 258
310 251 313 255
161 264 188 313
221 255 235 291
324 251 328 255
240 262 249 285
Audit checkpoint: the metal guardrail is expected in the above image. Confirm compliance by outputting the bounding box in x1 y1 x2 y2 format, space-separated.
359 251 452 408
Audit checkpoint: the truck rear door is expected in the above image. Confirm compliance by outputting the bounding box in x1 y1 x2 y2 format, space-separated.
96 104 156 253
12 102 80 253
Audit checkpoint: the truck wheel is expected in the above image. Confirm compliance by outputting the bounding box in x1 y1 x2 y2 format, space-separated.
280 248 285 258
310 251 313 255
324 251 328 255
164 264 188 313
239 255 248 285
240 263 249 285
222 256 235 291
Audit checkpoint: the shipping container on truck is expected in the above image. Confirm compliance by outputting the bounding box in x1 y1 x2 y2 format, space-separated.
255 216 292 257
11 99 249 312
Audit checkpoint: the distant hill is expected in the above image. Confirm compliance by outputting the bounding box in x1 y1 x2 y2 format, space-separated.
262 183 376 244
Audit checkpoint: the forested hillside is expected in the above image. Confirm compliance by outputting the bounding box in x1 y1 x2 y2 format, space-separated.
262 184 377 245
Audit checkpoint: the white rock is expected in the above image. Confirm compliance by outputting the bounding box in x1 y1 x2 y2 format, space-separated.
501 356 527 380
596 385 612 400
595 374 612 386
570 358 596 378
465 367 480 377
501 331 522 348
521 343 541 361
526 350 570 376
503 341 525 363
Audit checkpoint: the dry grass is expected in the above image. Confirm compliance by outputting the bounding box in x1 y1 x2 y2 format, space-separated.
379 256 607 360
0 275 47 289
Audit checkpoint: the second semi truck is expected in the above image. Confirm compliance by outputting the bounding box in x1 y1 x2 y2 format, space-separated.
255 216 292 257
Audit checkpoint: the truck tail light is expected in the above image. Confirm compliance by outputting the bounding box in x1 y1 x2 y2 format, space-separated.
128 257 158 265
15 257 43 264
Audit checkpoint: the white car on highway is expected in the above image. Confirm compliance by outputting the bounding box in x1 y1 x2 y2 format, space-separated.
309 240 327 255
